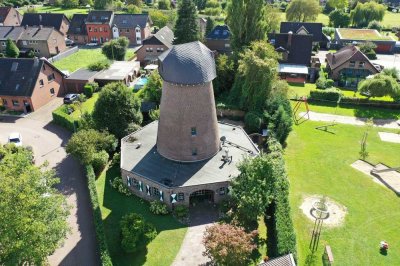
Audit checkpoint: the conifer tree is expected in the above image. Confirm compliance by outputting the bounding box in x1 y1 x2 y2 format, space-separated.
5 39 19 58
174 0 199 44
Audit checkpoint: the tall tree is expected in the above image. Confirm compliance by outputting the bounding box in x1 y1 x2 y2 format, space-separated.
326 0 348 9
329 9 351 28
5 38 19 58
173 0 199 44
226 0 266 52
286 0 321 22
205 16 215 37
102 37 129 61
0 145 69 264
350 1 386 27
143 70 163 105
92 82 143 138
94 0 112 9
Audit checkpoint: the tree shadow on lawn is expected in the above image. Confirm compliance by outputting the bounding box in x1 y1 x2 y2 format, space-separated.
101 166 187 266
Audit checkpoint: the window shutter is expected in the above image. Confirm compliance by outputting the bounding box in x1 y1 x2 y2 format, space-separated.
170 194 177 203
160 190 163 202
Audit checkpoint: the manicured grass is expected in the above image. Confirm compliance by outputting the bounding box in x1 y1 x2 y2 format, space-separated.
285 121 400 265
96 165 187 266
18 6 89 18
70 93 99 119
337 28 393 41
279 12 329 26
53 47 136 73
382 11 400 28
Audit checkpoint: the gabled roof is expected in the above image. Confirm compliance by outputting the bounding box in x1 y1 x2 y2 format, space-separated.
158 41 216 85
142 26 174 47
21 13 69 30
280 22 328 43
0 7 11 23
0 26 25 41
258 254 296 266
112 14 151 29
19 26 56 41
268 32 313 65
326 45 377 71
68 14 87 35
206 25 230 40
86 10 114 25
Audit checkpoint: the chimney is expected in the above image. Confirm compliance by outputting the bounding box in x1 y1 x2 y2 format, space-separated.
287 31 293 47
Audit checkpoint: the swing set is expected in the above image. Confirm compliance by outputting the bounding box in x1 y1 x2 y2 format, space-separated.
292 96 310 125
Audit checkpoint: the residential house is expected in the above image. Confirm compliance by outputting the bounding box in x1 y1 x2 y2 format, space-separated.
334 28 396 53
205 25 231 54
21 13 70 36
18 26 67 58
0 7 22 26
136 26 174 65
0 26 66 58
0 58 65 112
280 22 329 48
67 14 88 44
268 31 314 83
111 14 152 45
86 10 114 44
325 45 380 88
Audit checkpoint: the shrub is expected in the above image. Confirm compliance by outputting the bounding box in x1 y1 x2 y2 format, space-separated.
88 60 110 71
84 84 94 98
78 94 87 102
326 79 334 88
110 176 132 196
174 205 189 219
85 165 112 265
368 20 382 31
158 0 170 9
52 105 76 132
149 201 169 215
120 213 157 253
309 88 343 102
244 112 262 133
91 150 109 173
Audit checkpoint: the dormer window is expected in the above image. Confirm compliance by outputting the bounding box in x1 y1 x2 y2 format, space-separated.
359 62 365 68
122 20 127 24
349 61 355 67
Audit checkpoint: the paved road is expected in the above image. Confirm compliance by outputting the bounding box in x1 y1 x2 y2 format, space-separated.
0 98 99 265
372 54 400 72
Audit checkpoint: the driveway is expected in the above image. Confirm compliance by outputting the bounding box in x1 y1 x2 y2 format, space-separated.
0 98 99 265
372 54 400 72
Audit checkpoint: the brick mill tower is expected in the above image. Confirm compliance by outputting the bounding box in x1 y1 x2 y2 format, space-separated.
157 41 220 162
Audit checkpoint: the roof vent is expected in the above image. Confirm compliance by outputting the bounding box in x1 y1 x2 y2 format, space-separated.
11 62 18 71
136 143 142 149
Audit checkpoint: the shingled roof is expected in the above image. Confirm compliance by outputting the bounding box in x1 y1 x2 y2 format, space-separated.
258 254 296 266
0 26 25 41
143 26 174 48
21 13 68 30
86 10 114 25
206 25 230 40
0 7 11 23
280 22 328 43
112 14 151 28
20 26 55 41
326 45 375 70
68 14 87 35
158 41 216 85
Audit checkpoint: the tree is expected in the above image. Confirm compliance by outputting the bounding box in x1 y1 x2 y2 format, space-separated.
382 67 400 80
226 0 266 51
358 41 377 60
326 0 348 9
94 0 111 9
368 20 382 31
126 0 142 6
92 82 143 138
213 54 235 97
0 145 69 264
158 0 170 10
174 0 199 44
127 4 141 13
194 0 207 10
286 0 320 22
229 41 280 112
120 213 157 253
205 16 215 37
102 37 129 61
5 38 19 58
329 9 350 28
149 10 169 28
203 223 257 266
143 70 162 104
66 129 117 165
62 0 79 8
350 2 386 27
358 74 400 100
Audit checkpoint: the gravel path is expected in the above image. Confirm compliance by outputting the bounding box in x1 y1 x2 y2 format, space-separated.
299 111 400 129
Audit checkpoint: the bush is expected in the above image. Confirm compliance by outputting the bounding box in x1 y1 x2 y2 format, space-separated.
326 79 334 88
158 0 170 9
92 150 109 174
84 84 94 98
364 50 377 60
174 205 189 219
88 61 110 71
120 213 157 253
244 112 262 133
368 20 382 31
85 165 112 265
52 105 76 132
310 88 343 102
110 176 132 196
149 201 169 215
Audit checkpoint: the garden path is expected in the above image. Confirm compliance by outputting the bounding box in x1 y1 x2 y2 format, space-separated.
299 111 400 129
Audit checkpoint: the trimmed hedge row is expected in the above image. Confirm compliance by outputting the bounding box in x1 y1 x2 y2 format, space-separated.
52 105 76 132
86 165 113 265
309 88 343 102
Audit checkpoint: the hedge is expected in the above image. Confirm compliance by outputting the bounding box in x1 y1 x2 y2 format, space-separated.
86 165 113 265
52 105 76 132
309 88 343 102
307 97 400 109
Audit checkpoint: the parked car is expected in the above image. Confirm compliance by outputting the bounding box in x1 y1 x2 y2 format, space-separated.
63 94 78 104
8 132 22 146
65 38 75 46
86 42 99 47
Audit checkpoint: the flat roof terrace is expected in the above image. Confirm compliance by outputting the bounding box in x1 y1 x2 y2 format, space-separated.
121 121 259 188
337 28 395 41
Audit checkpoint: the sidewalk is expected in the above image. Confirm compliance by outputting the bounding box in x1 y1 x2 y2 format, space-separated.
299 111 400 129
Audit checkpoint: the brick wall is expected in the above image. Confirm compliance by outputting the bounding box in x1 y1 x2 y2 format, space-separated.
136 44 167 63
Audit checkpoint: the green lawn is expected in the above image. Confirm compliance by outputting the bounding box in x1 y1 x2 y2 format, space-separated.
53 47 136 73
70 93 99 119
96 165 187 266
279 12 329 26
285 121 400 265
18 6 89 18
